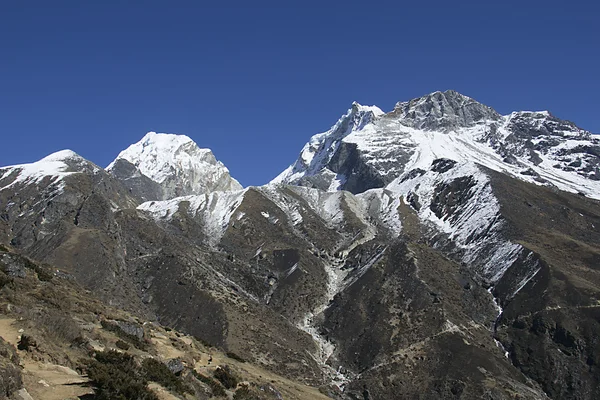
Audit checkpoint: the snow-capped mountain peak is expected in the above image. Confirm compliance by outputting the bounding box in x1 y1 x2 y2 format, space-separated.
391 89 502 130
272 102 384 190
273 90 600 198
107 132 242 201
107 132 212 183
350 101 385 117
0 149 97 191
40 149 83 162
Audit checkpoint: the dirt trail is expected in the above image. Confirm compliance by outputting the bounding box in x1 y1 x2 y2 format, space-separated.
0 318 93 400
150 330 187 360
0 318 20 346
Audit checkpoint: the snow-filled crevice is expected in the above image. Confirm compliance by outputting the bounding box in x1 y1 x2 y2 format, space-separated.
296 228 382 390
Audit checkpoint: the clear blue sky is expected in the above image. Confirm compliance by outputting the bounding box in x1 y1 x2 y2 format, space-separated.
1 0 598 186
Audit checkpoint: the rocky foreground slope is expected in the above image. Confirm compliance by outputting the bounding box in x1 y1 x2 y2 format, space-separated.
1 90 599 399
0 245 328 400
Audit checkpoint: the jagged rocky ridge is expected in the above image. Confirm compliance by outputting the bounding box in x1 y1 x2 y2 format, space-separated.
274 90 600 197
1 91 599 400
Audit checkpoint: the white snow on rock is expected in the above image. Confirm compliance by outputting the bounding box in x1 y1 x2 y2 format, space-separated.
389 161 522 283
272 102 384 186
356 188 403 236
269 91 599 293
256 185 305 226
273 91 600 199
137 189 247 246
284 186 346 228
0 150 89 191
108 132 242 198
260 184 380 240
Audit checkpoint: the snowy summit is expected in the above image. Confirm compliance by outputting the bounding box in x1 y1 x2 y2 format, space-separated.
274 90 600 199
0 149 94 191
107 132 242 200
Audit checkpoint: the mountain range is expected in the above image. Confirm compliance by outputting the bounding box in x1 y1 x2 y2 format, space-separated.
1 90 599 400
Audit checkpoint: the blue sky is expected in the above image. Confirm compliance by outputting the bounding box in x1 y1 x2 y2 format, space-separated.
1 0 598 186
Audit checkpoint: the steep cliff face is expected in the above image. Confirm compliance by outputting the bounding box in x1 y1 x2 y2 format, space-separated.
272 102 388 193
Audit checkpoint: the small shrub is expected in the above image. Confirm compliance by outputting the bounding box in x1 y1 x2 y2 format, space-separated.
191 370 226 397
142 358 191 395
0 337 22 397
84 350 157 400
115 340 130 350
93 349 137 368
213 365 238 389
0 244 9 252
34 264 54 282
17 335 37 351
0 271 13 289
233 384 263 400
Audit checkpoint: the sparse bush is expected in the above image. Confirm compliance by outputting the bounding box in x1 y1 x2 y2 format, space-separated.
85 350 157 400
33 263 54 282
115 340 130 350
213 365 238 389
47 312 82 343
233 384 264 400
0 337 22 398
191 370 226 397
195 336 214 348
26 309 83 345
31 284 65 309
141 358 191 395
17 335 36 351
15 255 53 281
0 271 12 289
233 384 252 399
0 244 9 252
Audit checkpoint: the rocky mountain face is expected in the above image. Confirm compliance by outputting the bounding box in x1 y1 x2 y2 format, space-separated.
0 246 330 400
107 132 242 201
274 90 600 197
1 91 599 400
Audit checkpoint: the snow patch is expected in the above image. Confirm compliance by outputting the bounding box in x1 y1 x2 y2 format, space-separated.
272 102 384 187
138 189 247 246
357 189 403 236
0 150 84 191
389 161 522 283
